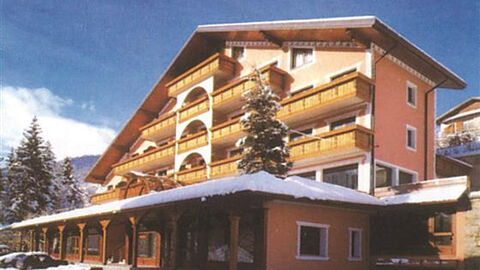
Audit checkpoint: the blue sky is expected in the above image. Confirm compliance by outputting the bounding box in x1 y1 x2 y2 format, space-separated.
1 0 479 158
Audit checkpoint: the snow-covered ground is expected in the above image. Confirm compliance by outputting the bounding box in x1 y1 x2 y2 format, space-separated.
2 265 89 270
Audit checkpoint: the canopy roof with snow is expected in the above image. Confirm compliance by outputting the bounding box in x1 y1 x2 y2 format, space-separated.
5 172 469 230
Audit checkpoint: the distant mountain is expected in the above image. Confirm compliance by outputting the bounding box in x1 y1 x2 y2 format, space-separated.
70 155 101 198
70 155 99 182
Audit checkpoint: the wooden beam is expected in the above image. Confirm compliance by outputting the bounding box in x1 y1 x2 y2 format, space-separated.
99 220 111 265
167 212 180 269
18 231 24 252
29 229 34 252
77 223 86 263
128 217 139 268
260 31 282 47
228 214 240 270
345 28 371 48
112 144 128 152
58 225 65 260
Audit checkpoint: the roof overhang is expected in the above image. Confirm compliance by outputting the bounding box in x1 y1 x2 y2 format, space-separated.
436 96 480 124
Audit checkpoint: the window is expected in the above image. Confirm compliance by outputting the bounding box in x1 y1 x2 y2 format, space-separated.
289 128 313 141
291 48 313 69
66 235 79 255
399 171 414 185
323 164 358 189
406 125 416 150
330 117 356 131
407 82 417 107
375 164 393 188
348 229 362 260
138 232 157 258
432 212 453 246
86 234 101 256
290 85 313 97
231 46 245 60
294 171 316 181
297 222 328 260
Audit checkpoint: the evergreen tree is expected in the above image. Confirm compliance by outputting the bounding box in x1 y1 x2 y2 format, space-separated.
60 157 84 210
0 157 5 224
4 148 32 223
15 117 56 215
237 69 292 178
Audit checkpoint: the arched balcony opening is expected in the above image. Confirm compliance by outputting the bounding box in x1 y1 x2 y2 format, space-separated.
180 120 208 140
183 87 208 106
179 153 206 172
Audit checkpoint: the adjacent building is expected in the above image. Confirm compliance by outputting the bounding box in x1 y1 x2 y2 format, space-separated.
4 17 476 270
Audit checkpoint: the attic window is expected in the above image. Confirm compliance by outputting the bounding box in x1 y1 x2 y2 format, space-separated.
291 48 313 69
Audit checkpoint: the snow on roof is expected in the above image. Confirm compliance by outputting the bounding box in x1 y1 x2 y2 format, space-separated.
8 172 381 229
6 173 469 229
379 176 468 205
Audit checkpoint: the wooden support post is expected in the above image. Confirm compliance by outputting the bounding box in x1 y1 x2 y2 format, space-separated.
100 220 111 265
29 229 35 252
41 228 48 253
77 223 86 263
229 214 240 270
128 217 140 267
18 231 24 251
58 225 65 260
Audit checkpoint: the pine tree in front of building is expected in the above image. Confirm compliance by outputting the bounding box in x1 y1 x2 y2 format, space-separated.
237 69 291 178
14 117 58 216
4 148 32 223
60 157 85 210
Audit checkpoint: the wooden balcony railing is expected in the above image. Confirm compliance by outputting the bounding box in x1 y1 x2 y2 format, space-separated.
211 118 245 145
166 53 237 97
178 96 209 122
177 131 208 153
112 143 175 175
176 166 207 185
90 188 123 204
289 125 372 162
277 72 372 124
140 112 176 142
210 156 241 179
211 64 287 111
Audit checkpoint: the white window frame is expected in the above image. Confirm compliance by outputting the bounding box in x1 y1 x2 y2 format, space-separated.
398 169 418 184
406 125 417 151
289 46 315 72
348 228 363 261
325 62 361 82
296 221 329 261
230 46 246 61
406 81 417 108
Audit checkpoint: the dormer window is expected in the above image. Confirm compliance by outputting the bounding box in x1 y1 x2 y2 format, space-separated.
291 48 313 69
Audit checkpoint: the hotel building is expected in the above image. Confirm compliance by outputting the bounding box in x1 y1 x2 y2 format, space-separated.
6 17 475 270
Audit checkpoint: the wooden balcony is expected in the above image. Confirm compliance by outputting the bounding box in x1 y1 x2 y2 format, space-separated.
277 72 372 125
211 64 288 112
211 118 245 146
289 125 372 165
177 131 208 153
166 53 237 97
178 96 209 122
140 112 176 142
90 188 122 204
210 156 241 179
112 143 175 175
176 166 207 185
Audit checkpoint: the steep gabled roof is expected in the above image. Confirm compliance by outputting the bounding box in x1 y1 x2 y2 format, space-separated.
436 96 480 124
86 16 466 184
